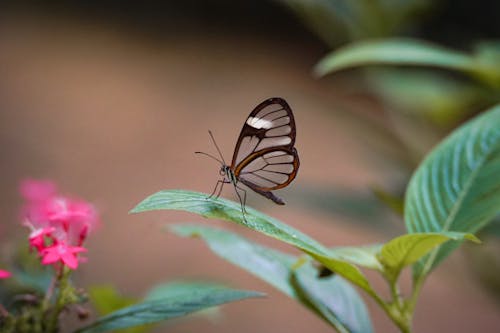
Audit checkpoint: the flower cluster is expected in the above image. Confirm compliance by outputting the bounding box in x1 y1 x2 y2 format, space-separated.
0 270 11 279
20 179 99 270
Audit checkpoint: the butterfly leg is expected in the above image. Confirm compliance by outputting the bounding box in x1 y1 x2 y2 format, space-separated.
207 179 230 200
233 183 248 215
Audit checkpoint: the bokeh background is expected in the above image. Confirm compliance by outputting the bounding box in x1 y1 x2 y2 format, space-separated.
1 1 499 332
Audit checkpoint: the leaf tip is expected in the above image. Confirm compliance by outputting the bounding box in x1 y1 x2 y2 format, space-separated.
129 200 149 214
464 234 482 244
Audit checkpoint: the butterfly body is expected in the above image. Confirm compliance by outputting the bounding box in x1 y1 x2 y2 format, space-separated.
200 97 300 212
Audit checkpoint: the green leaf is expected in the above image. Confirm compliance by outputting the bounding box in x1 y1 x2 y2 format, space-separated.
378 232 480 281
145 281 228 301
144 281 228 322
366 69 490 126
133 191 376 294
328 245 383 270
293 264 373 333
315 39 472 74
89 286 138 316
88 286 145 333
171 224 373 332
75 287 264 333
405 104 500 276
305 251 376 297
314 38 500 85
171 224 298 298
131 190 329 256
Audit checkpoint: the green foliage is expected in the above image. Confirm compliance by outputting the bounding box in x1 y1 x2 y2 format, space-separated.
132 191 379 296
328 245 383 270
314 38 500 86
131 190 329 256
305 251 377 297
405 104 500 277
88 286 146 333
133 104 500 332
292 265 372 333
171 224 298 297
76 286 263 333
89 286 138 316
145 281 228 302
366 69 493 126
276 0 434 46
0 246 51 304
378 232 479 282
172 224 372 333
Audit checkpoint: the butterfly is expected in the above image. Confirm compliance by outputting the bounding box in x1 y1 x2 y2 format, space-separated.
196 97 300 214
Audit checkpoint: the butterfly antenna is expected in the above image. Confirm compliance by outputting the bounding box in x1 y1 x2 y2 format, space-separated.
208 130 227 165
194 151 223 165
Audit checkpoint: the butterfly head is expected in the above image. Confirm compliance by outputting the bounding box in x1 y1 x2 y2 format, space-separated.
220 165 237 185
219 165 227 176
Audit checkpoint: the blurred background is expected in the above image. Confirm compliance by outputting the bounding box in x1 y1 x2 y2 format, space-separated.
1 1 499 332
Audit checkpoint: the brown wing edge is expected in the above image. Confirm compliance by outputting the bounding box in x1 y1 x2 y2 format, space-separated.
236 147 300 205
230 97 296 168
238 178 286 205
234 147 300 188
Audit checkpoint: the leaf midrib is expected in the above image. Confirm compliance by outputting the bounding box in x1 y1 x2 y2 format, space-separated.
421 132 496 274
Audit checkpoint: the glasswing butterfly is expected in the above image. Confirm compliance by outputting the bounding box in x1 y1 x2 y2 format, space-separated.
196 97 300 215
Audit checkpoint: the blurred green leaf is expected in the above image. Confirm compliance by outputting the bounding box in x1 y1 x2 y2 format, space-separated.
463 237 500 302
315 38 500 86
277 0 435 46
405 104 500 277
145 281 229 323
171 224 372 332
89 286 137 316
474 41 500 65
88 286 145 333
76 286 263 333
371 185 405 217
293 185 390 221
366 69 493 126
378 232 480 281
145 281 227 301
0 245 51 305
275 0 355 47
293 264 373 333
478 215 500 237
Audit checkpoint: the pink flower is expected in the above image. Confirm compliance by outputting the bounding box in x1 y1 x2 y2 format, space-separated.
0 270 11 279
20 178 99 270
20 179 99 239
20 179 56 202
41 243 87 270
28 226 56 252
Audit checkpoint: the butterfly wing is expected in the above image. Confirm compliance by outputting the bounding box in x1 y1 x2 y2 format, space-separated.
230 97 299 204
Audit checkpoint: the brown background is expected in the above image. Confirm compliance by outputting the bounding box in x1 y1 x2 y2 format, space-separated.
0 3 499 333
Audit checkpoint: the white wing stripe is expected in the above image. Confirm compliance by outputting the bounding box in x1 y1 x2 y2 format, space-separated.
255 107 285 119
246 116 274 129
255 109 288 122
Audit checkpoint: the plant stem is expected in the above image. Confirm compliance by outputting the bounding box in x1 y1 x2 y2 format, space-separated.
45 266 71 333
376 274 413 333
406 249 438 315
